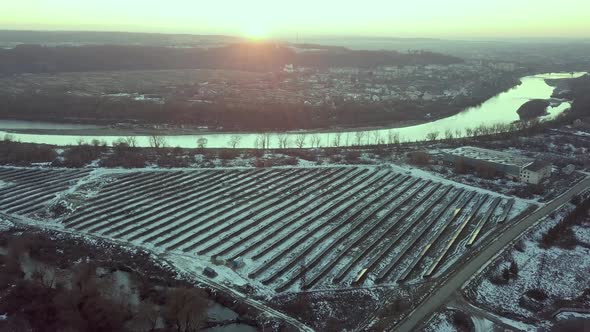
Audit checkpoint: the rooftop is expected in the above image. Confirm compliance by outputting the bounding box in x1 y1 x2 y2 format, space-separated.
525 160 552 172
444 146 534 168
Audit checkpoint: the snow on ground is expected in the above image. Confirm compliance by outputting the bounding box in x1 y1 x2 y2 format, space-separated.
387 164 535 209
469 204 590 323
2 165 534 299
423 311 458 332
573 224 590 245
0 217 14 232
574 131 590 137
475 240 590 319
555 311 590 321
472 316 494 332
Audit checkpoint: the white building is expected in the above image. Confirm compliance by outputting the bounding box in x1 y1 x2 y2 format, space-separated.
520 161 552 185
442 146 552 184
283 64 295 73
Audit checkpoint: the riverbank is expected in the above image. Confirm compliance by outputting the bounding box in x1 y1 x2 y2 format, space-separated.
0 72 585 148
0 116 436 137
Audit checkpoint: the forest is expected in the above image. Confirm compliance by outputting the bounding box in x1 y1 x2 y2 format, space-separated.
0 43 462 74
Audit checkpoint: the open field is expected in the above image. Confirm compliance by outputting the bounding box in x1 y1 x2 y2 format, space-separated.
0 166 529 295
0 69 263 96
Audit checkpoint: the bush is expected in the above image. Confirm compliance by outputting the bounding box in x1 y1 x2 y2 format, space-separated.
0 141 57 166
514 240 526 252
100 149 146 168
58 144 106 168
541 196 590 248
344 150 361 163
407 151 430 165
254 156 298 167
571 195 582 205
451 310 474 332
218 149 240 160
525 288 548 302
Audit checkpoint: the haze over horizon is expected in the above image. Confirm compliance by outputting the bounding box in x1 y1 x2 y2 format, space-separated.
3 0 589 40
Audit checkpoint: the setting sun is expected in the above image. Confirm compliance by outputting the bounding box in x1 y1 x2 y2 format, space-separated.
243 25 269 40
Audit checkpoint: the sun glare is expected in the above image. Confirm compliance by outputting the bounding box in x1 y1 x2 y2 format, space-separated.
243 25 268 40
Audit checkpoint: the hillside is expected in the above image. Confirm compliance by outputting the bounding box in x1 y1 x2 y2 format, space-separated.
0 43 463 74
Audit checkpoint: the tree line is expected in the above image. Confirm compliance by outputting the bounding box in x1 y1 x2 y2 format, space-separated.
0 93 466 131
0 43 462 74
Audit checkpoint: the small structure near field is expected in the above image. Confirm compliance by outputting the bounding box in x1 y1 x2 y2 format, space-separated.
204 267 218 278
442 146 551 184
562 164 576 175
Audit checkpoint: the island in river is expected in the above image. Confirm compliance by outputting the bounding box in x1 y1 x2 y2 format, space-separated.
516 99 550 120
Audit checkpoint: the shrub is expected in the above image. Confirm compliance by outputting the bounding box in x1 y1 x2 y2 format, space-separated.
451 310 474 332
407 151 430 165
218 149 240 160
525 288 548 302
344 150 361 163
0 141 57 166
541 196 590 248
58 144 105 168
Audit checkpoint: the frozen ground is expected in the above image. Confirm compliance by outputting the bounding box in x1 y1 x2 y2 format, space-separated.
423 310 458 332
0 218 14 232
465 202 590 329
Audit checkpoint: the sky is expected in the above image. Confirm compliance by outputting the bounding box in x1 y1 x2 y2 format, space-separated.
2 0 590 39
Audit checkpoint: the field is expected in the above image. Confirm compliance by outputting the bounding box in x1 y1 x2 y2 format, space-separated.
0 166 530 295
0 69 263 96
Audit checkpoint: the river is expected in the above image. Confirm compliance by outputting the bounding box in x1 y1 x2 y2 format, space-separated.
0 72 585 149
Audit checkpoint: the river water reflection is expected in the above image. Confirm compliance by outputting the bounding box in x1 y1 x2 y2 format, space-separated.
0 72 585 148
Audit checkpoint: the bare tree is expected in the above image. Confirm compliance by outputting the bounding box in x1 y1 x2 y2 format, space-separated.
195 137 208 149
276 133 289 149
73 262 99 296
228 135 241 149
310 134 321 148
124 136 138 148
426 131 440 141
332 133 342 147
149 135 167 149
164 288 209 332
386 130 396 145
255 133 272 149
294 133 307 148
354 131 366 146
444 129 454 140
264 133 272 149
130 302 160 332
372 131 383 145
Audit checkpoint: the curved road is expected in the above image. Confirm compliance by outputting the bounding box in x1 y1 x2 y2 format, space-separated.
393 175 590 332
